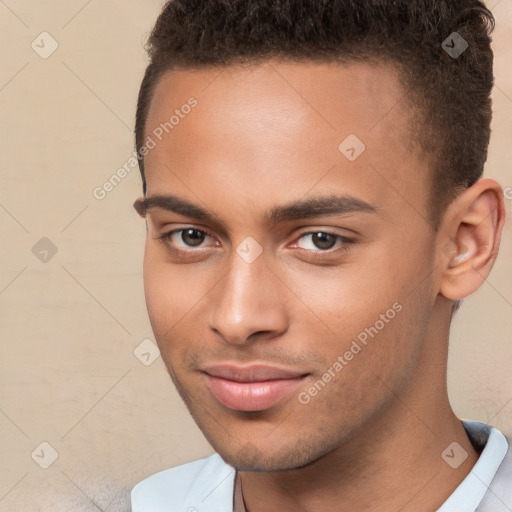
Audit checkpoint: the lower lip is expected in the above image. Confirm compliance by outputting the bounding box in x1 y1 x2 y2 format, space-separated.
204 374 306 411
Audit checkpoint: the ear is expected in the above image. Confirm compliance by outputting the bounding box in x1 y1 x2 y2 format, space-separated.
133 196 146 218
438 178 507 302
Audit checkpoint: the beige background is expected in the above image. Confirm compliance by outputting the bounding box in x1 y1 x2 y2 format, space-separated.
0 1 511 510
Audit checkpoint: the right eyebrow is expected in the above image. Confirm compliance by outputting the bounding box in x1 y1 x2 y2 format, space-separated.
136 194 213 221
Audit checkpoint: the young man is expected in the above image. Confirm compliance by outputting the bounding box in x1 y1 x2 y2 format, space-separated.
131 1 510 510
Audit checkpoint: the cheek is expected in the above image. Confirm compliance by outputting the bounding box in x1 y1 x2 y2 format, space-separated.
293 296 426 438
284 260 422 385
143 245 187 346
280 257 402 341
142 242 218 362
143 243 201 324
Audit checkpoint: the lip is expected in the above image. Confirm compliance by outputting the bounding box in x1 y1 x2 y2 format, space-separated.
202 364 308 412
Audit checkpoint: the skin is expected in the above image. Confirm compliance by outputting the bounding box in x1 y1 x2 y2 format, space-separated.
134 60 506 511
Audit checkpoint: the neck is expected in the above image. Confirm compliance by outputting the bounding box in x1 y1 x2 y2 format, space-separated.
237 303 479 512
238 403 477 512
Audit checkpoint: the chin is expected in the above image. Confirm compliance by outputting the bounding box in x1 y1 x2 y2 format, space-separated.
220 449 311 472
211 435 335 473
170 370 348 471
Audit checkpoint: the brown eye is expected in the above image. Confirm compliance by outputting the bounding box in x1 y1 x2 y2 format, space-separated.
311 232 337 250
296 231 343 251
160 227 216 252
180 228 206 247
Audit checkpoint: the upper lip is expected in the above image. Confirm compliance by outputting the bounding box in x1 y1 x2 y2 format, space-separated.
202 364 308 383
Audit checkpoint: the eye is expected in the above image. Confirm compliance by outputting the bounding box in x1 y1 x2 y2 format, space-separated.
294 231 352 252
160 228 217 251
158 227 354 258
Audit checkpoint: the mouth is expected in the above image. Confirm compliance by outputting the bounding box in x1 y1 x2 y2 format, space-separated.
202 364 309 412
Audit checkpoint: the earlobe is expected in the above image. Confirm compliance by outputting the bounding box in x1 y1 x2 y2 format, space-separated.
438 178 506 302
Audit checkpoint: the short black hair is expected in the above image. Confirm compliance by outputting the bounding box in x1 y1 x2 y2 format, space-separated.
135 0 495 233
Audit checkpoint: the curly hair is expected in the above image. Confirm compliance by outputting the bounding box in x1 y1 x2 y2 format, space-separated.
135 0 495 233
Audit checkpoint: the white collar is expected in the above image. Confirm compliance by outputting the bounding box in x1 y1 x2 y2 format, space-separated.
437 420 508 511
131 420 509 511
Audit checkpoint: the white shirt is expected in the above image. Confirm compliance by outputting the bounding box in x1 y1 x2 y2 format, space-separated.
131 421 510 512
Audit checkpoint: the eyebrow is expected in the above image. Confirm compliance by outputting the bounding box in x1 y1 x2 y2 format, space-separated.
137 193 378 226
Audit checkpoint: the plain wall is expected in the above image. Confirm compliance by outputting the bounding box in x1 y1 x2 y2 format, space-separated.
0 1 511 510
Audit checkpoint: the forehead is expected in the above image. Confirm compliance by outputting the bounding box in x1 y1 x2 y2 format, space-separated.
143 60 430 227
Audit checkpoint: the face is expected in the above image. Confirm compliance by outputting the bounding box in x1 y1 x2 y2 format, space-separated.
137 60 441 471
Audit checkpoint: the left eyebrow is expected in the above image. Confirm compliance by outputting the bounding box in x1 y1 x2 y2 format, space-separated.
265 194 379 225
134 192 378 226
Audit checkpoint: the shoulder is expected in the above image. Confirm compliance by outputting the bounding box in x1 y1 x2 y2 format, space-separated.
131 453 236 512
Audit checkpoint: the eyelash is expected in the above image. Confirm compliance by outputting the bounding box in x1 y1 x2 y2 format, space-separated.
157 227 355 258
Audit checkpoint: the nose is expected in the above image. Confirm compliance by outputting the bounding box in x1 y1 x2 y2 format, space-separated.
209 249 289 345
